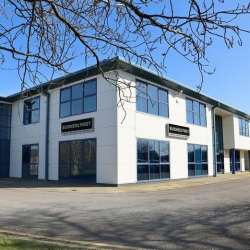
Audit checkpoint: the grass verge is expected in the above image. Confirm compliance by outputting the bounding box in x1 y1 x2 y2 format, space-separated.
0 235 80 250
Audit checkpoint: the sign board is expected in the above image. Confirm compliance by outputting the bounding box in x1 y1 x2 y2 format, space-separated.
61 118 94 135
166 124 190 138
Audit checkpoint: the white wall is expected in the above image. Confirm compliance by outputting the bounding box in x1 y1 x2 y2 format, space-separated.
116 71 214 184
10 74 119 184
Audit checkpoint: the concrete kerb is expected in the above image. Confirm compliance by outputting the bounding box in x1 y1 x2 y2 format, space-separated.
0 172 250 194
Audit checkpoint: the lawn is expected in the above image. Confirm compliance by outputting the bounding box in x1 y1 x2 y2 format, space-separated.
0 235 80 250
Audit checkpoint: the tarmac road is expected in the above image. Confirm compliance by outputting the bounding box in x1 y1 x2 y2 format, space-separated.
0 178 250 249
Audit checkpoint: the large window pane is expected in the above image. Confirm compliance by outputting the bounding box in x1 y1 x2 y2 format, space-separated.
61 88 71 102
137 81 147 98
148 85 158 101
148 100 158 115
160 141 169 163
30 145 39 164
84 80 96 96
200 104 206 115
187 111 193 124
72 84 83 100
194 113 200 125
137 139 148 163
22 145 30 164
188 144 194 162
159 89 168 103
201 146 208 163
72 99 83 115
60 102 71 117
59 165 70 179
161 165 170 179
137 165 149 181
84 95 97 113
186 99 193 111
188 164 195 176
149 141 159 163
31 110 40 124
150 165 160 180
200 115 206 127
193 101 199 113
159 103 168 117
60 142 70 164
71 141 83 165
137 97 147 113
30 164 38 176
84 139 96 164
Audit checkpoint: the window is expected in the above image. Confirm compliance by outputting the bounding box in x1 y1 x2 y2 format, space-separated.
230 150 241 172
239 118 249 137
137 139 170 181
22 144 39 178
23 97 40 125
60 79 97 118
59 139 96 181
186 98 206 127
136 80 169 118
188 144 208 176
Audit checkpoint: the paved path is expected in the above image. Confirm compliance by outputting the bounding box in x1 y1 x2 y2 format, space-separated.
0 174 250 249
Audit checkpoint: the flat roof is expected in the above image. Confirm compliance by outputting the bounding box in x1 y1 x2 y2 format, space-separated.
1 57 250 120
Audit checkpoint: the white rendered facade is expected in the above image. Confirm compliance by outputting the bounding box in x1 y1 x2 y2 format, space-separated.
0 58 249 184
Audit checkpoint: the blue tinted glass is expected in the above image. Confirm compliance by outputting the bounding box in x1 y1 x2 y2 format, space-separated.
239 118 242 127
31 110 39 123
72 99 83 115
160 142 169 163
32 97 40 109
186 99 193 111
72 84 83 100
202 164 208 175
150 165 160 179
201 146 207 162
137 81 147 98
148 100 158 115
2 116 11 127
161 165 170 179
137 97 147 113
194 113 200 125
84 96 97 113
2 105 11 116
159 89 168 103
159 103 168 118
188 144 194 162
200 103 206 115
200 115 206 127
149 141 159 163
195 145 201 163
84 80 96 96
60 102 71 117
2 127 10 140
195 164 202 176
193 101 199 113
148 85 158 101
84 139 96 164
188 164 195 176
61 88 71 102
187 111 193 123
137 139 148 163
137 165 149 181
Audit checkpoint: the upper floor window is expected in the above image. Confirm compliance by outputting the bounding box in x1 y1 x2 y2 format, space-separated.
239 117 249 137
23 97 40 125
60 79 97 118
136 80 169 118
186 98 206 127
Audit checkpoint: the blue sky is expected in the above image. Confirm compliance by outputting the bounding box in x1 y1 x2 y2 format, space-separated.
1 1 250 114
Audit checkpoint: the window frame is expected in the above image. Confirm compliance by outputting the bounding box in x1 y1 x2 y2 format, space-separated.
187 143 208 177
22 144 39 178
23 96 40 125
59 79 97 118
136 79 169 118
58 138 97 181
186 98 207 127
238 117 249 137
137 138 170 182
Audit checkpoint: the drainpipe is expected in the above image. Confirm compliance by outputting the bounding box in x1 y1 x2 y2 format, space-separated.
212 102 220 177
42 88 50 182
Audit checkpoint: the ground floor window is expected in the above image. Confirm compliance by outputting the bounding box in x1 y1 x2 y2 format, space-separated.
59 138 96 182
22 144 39 178
188 144 208 177
137 139 170 181
230 150 240 172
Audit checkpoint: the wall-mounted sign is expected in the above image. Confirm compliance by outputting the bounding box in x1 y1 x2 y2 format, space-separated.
166 124 190 138
61 118 94 135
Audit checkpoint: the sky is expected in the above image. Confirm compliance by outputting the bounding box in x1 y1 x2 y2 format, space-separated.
1 1 250 114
